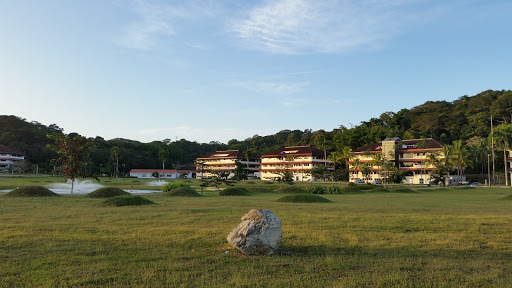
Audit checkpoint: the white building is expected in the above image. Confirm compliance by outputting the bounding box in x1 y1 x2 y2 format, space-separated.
195 150 260 179
129 169 194 179
260 146 334 182
0 145 24 172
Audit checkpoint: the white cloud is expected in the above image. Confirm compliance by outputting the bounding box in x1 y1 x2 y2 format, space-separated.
117 0 218 50
229 0 430 54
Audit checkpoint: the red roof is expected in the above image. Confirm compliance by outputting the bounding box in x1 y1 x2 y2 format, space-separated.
0 145 23 155
262 146 327 158
196 150 245 160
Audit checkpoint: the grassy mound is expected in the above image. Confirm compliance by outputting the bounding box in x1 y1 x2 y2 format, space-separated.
219 187 250 196
164 187 201 197
277 194 332 203
278 186 306 193
501 194 512 200
87 187 130 198
339 186 364 194
101 195 155 207
371 187 390 193
247 187 274 193
357 184 377 191
5 186 59 197
391 188 417 193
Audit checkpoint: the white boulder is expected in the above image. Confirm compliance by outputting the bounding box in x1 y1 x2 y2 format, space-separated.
227 209 283 255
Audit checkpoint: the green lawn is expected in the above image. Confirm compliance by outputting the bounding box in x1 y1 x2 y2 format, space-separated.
1 182 512 287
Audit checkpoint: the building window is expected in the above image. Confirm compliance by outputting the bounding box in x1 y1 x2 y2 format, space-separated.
419 178 424 184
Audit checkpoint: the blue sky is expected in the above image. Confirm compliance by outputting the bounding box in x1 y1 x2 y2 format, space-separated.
1 0 510 143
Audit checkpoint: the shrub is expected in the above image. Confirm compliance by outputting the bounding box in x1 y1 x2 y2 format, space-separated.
164 187 201 197
101 195 155 207
278 186 306 194
87 187 130 198
309 185 326 194
5 186 59 197
371 187 390 193
161 182 191 192
219 187 250 196
348 182 355 186
501 195 512 200
391 188 417 193
327 186 342 194
277 194 332 203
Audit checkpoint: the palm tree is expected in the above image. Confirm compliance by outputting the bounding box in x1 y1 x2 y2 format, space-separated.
341 146 353 169
442 144 454 185
451 140 465 185
158 146 168 178
327 151 344 173
493 123 512 186
372 153 383 182
110 146 121 178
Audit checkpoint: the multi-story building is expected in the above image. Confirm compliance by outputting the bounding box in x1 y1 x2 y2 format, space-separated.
195 150 260 179
260 146 334 182
349 138 464 185
0 145 24 172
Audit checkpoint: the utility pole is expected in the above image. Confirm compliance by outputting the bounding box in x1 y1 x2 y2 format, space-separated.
491 116 495 185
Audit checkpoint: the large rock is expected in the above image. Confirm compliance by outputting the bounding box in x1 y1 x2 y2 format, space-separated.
227 209 283 255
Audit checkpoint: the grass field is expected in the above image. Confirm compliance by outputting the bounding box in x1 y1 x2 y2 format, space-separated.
1 177 512 287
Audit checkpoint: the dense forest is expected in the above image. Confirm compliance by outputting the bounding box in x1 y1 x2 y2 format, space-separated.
1 89 511 176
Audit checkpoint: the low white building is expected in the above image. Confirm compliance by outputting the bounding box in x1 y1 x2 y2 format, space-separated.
129 169 194 179
0 145 24 172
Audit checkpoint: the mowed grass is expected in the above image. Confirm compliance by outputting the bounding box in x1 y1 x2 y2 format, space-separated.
1 187 512 287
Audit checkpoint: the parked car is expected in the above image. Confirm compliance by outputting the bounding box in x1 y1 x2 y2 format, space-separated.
371 179 381 185
470 182 480 187
354 179 365 184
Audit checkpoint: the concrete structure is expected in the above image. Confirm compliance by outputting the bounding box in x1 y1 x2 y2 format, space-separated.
129 169 194 179
0 145 24 172
195 150 260 179
349 138 465 185
260 146 334 182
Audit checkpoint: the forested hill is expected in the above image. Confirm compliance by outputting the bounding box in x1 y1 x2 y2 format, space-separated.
1 89 511 174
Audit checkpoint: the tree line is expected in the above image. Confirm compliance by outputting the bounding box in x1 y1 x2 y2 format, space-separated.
1 89 511 178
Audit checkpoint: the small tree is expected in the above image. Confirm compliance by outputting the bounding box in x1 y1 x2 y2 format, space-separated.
232 161 248 181
47 133 92 195
205 171 234 194
152 171 160 178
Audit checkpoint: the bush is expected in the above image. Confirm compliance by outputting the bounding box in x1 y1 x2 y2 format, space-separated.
87 187 130 198
164 187 201 197
5 186 59 197
339 186 364 194
277 194 332 203
219 187 250 196
327 186 342 194
101 195 155 207
247 187 274 193
391 188 417 193
348 182 356 186
501 195 512 200
309 185 326 194
278 186 306 194
161 182 191 192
